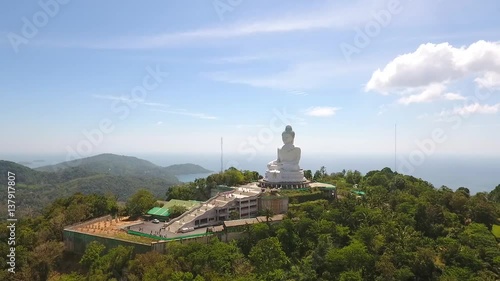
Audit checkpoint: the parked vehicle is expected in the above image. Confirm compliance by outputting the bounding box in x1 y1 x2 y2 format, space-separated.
179 227 194 233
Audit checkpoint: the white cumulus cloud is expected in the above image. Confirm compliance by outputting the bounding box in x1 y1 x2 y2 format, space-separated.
366 40 500 92
366 40 500 115
475 71 500 89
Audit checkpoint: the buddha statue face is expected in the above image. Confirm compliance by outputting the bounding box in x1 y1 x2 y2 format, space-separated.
282 133 293 144
282 125 295 145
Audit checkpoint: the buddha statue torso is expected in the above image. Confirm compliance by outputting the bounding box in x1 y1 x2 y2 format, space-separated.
267 126 302 172
265 125 306 184
277 144 301 170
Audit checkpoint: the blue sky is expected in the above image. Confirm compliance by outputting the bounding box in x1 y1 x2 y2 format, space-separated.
1 0 500 163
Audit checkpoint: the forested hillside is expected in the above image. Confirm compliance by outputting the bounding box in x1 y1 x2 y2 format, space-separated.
35 153 179 180
0 155 183 218
164 163 212 175
0 154 216 218
0 167 498 281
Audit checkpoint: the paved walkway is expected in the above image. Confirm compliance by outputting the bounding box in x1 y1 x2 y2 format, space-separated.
126 220 210 239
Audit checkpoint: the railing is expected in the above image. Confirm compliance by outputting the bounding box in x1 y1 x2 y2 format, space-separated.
128 229 214 241
162 191 233 230
64 215 112 230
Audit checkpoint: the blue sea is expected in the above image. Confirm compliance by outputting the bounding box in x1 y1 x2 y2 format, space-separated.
176 173 215 183
3 153 499 194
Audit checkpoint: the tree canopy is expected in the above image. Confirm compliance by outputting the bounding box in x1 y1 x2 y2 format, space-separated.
126 189 157 217
1 167 499 281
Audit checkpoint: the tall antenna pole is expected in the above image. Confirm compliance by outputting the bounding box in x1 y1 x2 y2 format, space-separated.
394 123 397 173
221 137 223 173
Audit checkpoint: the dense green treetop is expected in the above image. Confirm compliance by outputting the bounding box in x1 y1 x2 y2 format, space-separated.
1 166 498 281
126 189 157 218
163 163 212 175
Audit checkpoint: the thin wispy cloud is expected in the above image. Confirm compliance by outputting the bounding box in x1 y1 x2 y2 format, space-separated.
93 94 168 107
467 123 500 128
417 113 430 119
230 124 267 129
397 84 465 105
152 108 218 120
291 91 309 96
438 103 500 117
377 103 398 116
93 94 136 102
204 50 314 64
204 61 343 91
39 1 376 49
204 55 266 64
142 101 169 107
443 93 466 101
304 106 341 117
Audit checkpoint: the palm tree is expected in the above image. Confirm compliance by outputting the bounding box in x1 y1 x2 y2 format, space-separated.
263 208 274 224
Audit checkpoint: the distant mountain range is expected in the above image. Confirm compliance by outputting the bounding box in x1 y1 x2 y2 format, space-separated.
35 153 211 177
0 153 212 218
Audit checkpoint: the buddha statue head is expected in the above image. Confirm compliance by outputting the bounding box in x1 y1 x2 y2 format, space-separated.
282 125 295 145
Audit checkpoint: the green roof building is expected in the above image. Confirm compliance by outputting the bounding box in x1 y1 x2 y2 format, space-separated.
147 199 202 220
147 207 171 220
351 190 366 196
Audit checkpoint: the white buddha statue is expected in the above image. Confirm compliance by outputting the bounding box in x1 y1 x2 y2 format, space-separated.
265 125 305 183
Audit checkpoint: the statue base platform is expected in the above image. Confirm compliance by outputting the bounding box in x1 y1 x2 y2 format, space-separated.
259 179 310 189
260 169 309 189
265 169 305 182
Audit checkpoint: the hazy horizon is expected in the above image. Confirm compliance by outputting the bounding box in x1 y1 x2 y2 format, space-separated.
3 152 499 194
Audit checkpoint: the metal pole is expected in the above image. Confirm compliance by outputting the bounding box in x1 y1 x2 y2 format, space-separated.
221 137 223 173
394 123 397 173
